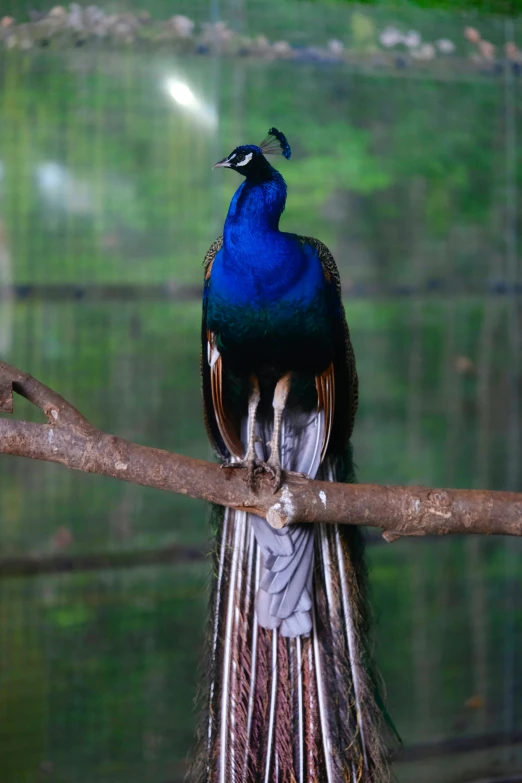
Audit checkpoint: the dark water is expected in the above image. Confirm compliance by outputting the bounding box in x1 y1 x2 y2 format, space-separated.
1 7 522 781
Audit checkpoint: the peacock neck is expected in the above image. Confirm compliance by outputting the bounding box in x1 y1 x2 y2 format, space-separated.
223 170 287 246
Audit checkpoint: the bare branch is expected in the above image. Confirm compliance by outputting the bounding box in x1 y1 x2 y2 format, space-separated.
0 544 209 579
2 361 92 428
1 360 522 539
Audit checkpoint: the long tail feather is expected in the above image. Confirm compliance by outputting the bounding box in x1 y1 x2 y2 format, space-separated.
189 452 397 782
295 635 304 783
264 628 278 782
242 529 258 779
311 599 335 783
206 508 229 770
219 509 243 782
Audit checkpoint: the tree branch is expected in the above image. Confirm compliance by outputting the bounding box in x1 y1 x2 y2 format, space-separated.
1 360 522 539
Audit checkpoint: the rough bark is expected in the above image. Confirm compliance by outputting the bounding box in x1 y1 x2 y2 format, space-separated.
1 360 522 539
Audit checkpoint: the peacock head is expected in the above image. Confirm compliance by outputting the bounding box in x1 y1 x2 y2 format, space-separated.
213 127 291 179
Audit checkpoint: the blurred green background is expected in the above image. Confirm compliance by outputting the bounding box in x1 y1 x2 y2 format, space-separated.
0 1 522 782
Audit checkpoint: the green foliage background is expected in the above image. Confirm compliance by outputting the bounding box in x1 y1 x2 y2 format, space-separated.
303 0 522 18
3 0 522 21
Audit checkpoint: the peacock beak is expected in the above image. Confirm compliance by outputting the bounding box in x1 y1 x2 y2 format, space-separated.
213 157 232 169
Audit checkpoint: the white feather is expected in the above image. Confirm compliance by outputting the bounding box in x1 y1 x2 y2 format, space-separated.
229 512 248 780
296 635 304 783
243 529 259 779
210 344 220 368
307 409 325 479
264 628 278 783
307 643 315 780
219 510 244 783
207 332 220 368
312 601 334 783
319 524 335 613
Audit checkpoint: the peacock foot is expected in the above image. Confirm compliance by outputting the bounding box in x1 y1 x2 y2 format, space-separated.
264 459 282 493
251 459 280 490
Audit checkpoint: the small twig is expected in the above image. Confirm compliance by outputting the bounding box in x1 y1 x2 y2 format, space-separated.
1 360 522 538
4 361 92 428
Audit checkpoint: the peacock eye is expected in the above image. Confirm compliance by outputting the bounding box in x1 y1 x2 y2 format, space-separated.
234 151 253 168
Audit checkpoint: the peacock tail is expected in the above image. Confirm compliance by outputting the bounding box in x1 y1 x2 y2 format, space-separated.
188 448 396 783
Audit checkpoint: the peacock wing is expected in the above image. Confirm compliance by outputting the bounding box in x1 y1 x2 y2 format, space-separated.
298 235 359 449
201 235 243 461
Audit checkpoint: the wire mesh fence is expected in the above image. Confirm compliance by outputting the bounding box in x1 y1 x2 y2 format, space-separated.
0 1 522 781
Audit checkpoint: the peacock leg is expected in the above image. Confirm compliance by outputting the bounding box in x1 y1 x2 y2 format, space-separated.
220 376 264 487
266 372 291 491
244 375 261 486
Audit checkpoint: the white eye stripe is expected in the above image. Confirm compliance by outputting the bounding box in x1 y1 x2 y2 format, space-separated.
235 152 253 167
228 153 236 162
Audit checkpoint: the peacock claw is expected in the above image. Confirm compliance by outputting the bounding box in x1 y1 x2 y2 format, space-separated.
246 460 280 491
265 461 282 493
253 462 276 479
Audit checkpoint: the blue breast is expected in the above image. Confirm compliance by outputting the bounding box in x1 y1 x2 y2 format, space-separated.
209 174 325 308
205 168 334 373
209 237 325 308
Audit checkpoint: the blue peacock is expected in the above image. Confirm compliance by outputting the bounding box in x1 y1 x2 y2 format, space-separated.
190 129 397 782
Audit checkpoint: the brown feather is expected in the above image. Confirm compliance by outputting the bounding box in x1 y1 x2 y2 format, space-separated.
250 626 271 778
275 637 295 782
315 362 335 463
204 236 223 281
302 636 323 781
210 351 243 458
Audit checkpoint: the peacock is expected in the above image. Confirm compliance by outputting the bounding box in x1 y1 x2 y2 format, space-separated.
189 128 397 782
